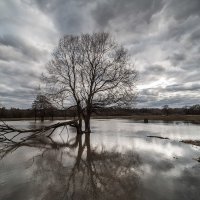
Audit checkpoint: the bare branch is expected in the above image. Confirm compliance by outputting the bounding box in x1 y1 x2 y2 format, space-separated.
42 32 137 132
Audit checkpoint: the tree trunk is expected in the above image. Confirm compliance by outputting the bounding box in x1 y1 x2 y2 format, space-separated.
34 108 37 121
84 115 91 133
41 109 45 121
51 108 54 120
77 101 83 132
85 132 91 160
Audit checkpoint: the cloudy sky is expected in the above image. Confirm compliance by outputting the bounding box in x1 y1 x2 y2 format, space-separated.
0 0 200 108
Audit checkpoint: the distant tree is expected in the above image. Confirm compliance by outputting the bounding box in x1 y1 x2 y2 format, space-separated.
162 105 170 116
0 106 6 118
32 95 54 121
42 32 137 133
182 106 190 115
190 104 200 115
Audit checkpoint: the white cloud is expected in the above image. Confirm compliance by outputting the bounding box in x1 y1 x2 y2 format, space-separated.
0 0 200 108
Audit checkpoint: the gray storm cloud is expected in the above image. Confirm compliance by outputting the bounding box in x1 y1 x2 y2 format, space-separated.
0 0 200 108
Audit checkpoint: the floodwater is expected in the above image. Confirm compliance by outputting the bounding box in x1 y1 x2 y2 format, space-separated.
0 119 200 200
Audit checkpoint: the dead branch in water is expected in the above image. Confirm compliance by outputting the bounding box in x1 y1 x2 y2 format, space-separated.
0 120 78 134
147 136 169 140
147 136 200 147
0 119 79 146
0 120 81 159
181 140 200 147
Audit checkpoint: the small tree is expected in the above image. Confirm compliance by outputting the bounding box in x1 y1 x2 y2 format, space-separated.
162 105 170 116
42 32 137 132
183 106 189 115
190 104 200 115
0 103 6 118
32 95 54 121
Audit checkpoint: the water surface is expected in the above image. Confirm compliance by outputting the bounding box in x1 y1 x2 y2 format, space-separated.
0 119 200 200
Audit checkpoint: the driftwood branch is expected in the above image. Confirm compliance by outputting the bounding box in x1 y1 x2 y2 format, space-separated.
0 119 80 159
0 120 79 144
0 120 78 135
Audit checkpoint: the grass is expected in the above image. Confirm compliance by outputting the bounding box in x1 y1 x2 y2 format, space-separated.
1 114 200 123
93 114 200 123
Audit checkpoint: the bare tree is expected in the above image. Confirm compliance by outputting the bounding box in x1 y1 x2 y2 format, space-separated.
162 105 170 116
42 32 137 132
32 94 55 121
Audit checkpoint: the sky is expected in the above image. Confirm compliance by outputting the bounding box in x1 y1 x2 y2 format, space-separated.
0 0 200 108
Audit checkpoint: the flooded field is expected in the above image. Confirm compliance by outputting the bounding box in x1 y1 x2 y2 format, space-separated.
0 119 200 200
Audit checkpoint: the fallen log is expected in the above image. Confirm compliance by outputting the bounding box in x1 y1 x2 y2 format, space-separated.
0 120 78 134
181 140 200 147
0 119 79 145
147 136 169 140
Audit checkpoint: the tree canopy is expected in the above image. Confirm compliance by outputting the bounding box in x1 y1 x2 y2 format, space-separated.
42 32 137 132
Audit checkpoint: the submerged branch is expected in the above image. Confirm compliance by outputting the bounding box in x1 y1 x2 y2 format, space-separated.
0 120 78 135
147 135 200 147
147 136 169 140
0 120 79 155
0 120 81 159
181 140 200 147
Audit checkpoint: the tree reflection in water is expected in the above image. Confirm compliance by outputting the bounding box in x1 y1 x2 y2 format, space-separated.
0 127 142 200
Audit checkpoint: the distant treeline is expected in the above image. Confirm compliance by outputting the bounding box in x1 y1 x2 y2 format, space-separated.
0 107 75 119
0 104 200 120
93 104 200 116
